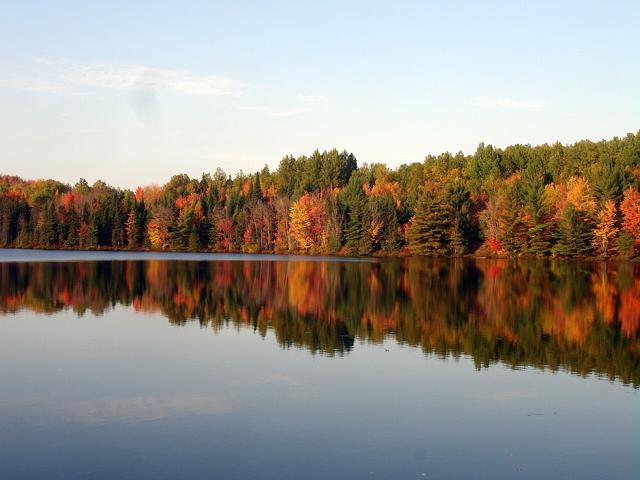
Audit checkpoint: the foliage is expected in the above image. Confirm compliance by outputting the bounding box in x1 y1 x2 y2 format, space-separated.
592 200 619 257
1 131 640 258
407 183 451 256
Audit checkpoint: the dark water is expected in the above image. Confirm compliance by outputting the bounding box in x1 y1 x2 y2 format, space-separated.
0 250 638 479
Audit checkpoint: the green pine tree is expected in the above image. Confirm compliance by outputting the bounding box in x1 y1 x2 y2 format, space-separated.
345 194 364 255
527 221 552 256
64 207 79 248
498 187 527 256
358 201 373 255
188 227 201 252
380 195 400 252
552 205 592 257
407 189 451 256
447 184 472 256
86 212 99 249
40 202 59 247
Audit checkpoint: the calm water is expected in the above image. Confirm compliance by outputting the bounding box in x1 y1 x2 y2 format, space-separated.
0 250 638 479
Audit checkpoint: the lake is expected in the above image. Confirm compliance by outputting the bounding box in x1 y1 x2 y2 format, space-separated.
0 250 638 479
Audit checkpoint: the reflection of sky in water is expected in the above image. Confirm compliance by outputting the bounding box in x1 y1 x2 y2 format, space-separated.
1 307 638 479
2 394 232 425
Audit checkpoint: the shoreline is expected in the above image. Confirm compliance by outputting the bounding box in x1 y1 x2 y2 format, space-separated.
1 246 638 263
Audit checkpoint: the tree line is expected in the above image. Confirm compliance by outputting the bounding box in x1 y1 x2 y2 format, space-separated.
1 131 640 258
1 259 638 387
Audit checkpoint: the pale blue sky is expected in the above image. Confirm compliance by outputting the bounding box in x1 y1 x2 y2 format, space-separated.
1 1 639 188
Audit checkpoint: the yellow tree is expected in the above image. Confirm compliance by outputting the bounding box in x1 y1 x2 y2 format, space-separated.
566 176 597 214
289 197 312 251
288 193 328 252
591 200 618 257
147 207 172 250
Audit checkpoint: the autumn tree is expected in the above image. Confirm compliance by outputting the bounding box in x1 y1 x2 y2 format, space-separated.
1 132 640 259
479 199 502 254
148 207 172 250
216 217 236 251
551 177 597 258
289 195 313 252
591 200 619 257
273 196 292 252
288 192 327 253
620 186 640 246
324 194 344 254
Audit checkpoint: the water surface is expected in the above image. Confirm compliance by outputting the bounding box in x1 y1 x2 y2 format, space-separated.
0 250 638 479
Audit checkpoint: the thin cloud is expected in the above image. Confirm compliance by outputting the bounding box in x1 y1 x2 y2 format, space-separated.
476 97 543 112
296 93 325 103
270 109 304 118
36 58 245 96
0 78 83 96
237 105 304 118
0 80 62 93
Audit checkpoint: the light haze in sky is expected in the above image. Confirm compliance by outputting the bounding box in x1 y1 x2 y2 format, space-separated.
1 0 639 188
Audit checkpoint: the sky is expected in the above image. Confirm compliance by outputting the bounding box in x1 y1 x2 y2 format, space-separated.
0 0 639 189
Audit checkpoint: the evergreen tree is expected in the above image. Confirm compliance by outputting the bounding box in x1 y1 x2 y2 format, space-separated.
447 184 472 256
379 194 400 252
358 200 373 255
248 173 263 202
0 199 11 247
15 215 31 247
188 228 201 252
111 217 126 248
616 230 635 259
522 172 552 256
498 186 527 256
325 195 343 254
171 211 191 251
64 207 79 248
40 202 59 247
407 187 451 256
527 221 553 257
345 193 365 255
135 199 148 246
552 205 593 257
86 212 99 249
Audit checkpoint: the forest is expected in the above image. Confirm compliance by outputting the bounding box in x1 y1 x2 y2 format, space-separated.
1 130 640 258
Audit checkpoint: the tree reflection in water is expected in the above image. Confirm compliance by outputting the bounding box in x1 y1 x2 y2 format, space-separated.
1 258 638 387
